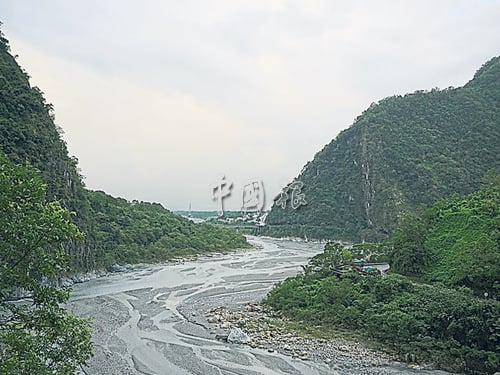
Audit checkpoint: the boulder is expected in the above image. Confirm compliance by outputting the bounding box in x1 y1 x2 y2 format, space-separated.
227 327 251 344
109 264 128 273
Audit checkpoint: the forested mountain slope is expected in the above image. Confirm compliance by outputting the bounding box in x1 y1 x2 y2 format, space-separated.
265 56 500 241
87 190 250 265
0 29 248 271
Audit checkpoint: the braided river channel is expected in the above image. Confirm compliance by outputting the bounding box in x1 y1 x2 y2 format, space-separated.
70 236 453 375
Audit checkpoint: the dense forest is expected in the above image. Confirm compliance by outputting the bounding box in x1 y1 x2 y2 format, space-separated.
88 190 250 266
264 56 500 242
0 28 249 272
266 177 500 374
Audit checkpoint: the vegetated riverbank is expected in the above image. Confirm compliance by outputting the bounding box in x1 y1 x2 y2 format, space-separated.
263 178 500 375
204 303 442 374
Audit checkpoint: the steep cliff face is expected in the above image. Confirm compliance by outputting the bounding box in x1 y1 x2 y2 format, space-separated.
1 36 75 202
265 57 500 241
0 29 97 269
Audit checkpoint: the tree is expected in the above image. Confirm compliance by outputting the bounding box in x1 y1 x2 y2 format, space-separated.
0 154 92 374
390 214 428 276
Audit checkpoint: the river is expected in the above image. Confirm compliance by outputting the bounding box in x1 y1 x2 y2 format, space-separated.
70 236 453 375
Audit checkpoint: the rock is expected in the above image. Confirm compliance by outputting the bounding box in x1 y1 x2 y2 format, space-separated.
59 278 73 287
70 270 105 283
204 304 396 370
404 353 417 362
227 327 251 344
215 333 229 341
109 264 127 273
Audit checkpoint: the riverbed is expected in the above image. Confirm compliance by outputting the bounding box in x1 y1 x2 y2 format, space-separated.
70 236 453 375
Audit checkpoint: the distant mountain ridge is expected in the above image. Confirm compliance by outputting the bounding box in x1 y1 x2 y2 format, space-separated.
265 56 500 241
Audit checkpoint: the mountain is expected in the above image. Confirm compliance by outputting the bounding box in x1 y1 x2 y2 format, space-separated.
0 28 249 271
264 56 500 242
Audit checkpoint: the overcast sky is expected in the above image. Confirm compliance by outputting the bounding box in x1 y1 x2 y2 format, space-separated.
1 1 499 210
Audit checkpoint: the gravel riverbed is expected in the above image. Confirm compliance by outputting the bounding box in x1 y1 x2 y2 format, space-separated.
206 304 394 367
70 237 454 375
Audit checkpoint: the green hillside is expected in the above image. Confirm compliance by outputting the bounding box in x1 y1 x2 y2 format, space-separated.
265 57 500 242
266 179 500 374
88 190 250 265
0 28 248 271
391 171 499 297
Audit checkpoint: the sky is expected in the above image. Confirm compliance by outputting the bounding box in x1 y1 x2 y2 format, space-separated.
1 1 500 211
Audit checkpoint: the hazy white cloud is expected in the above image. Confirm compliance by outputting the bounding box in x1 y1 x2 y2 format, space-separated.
2 0 500 209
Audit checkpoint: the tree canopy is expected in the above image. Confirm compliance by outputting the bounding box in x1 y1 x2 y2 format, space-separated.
0 154 92 374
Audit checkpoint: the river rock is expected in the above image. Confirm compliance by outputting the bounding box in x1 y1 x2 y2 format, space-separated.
227 327 251 344
215 333 229 341
109 264 128 273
